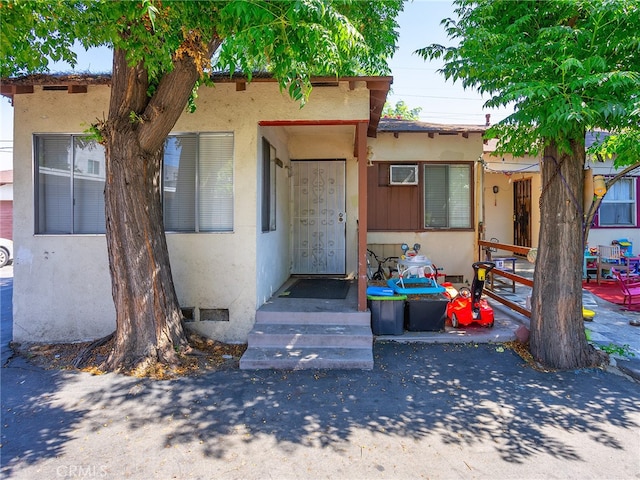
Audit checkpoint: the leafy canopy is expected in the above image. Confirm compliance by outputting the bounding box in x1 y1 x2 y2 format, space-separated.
1 0 403 101
417 0 640 165
382 100 422 120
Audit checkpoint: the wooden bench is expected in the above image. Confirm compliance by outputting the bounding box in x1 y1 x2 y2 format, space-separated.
597 245 627 284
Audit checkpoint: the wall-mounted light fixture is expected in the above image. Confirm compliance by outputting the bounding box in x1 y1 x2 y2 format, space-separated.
367 146 374 167
593 175 607 198
492 185 499 194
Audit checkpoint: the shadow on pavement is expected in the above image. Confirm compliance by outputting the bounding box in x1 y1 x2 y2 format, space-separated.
2 343 639 478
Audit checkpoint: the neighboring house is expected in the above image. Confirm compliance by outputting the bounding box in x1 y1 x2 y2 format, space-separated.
481 132 640 254
366 118 487 284
0 169 12 239
1 73 391 344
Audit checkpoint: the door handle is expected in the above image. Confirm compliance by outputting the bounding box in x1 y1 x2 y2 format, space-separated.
338 212 345 223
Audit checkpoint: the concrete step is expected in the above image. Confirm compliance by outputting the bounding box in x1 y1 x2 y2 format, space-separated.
255 310 370 326
239 346 374 370
247 323 372 348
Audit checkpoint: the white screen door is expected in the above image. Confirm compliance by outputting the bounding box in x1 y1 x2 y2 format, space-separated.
291 160 346 275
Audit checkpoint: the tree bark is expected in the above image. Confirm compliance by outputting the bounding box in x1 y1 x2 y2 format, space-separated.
529 139 605 369
101 49 202 372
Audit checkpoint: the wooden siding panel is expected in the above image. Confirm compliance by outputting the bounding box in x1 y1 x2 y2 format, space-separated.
368 164 420 230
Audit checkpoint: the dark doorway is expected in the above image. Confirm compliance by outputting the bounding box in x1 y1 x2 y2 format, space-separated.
513 178 532 248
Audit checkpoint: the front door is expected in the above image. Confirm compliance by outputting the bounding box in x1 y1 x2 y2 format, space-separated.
513 178 532 247
291 159 346 275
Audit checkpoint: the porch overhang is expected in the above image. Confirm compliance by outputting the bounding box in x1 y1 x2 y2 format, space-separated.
258 119 374 312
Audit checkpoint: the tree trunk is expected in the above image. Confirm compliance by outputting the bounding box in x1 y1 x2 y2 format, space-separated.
529 139 605 369
102 126 187 371
101 49 204 372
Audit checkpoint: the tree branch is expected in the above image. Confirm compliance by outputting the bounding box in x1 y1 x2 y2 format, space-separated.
583 161 640 241
138 35 223 152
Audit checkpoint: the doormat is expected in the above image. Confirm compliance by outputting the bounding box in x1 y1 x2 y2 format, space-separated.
280 279 351 299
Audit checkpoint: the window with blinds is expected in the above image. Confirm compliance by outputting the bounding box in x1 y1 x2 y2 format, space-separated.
163 132 234 232
35 132 234 234
423 164 471 229
35 135 106 234
598 177 636 226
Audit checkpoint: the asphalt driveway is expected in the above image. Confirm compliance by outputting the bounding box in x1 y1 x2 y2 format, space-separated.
2 341 639 480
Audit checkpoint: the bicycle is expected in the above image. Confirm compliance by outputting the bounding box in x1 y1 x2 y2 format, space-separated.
367 249 399 280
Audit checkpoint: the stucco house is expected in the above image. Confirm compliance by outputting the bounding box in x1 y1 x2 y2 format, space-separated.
481 133 640 260
3 73 493 368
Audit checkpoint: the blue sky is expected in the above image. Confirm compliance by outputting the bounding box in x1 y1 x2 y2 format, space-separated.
0 0 509 170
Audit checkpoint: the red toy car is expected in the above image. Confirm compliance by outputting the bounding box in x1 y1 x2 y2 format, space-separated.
446 261 496 328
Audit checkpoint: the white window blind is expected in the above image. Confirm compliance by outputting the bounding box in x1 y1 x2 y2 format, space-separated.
73 138 106 234
423 164 471 229
163 135 197 232
163 133 234 232
36 135 106 234
36 132 234 235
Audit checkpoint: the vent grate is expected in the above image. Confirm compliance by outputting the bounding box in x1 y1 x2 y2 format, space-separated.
181 307 195 322
200 308 230 322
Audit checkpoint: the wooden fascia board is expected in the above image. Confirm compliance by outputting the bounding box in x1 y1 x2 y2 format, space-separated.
0 84 34 100
258 120 361 127
68 85 87 94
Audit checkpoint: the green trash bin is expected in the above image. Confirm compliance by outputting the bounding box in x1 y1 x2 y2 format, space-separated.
367 295 407 335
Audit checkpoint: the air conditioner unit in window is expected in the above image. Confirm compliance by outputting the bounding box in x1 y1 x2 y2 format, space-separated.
390 165 418 185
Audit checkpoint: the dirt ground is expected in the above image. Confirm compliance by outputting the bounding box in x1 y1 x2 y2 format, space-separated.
13 332 247 380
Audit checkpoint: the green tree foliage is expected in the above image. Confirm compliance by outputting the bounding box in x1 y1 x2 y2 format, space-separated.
1 0 402 100
418 0 640 369
382 100 422 120
0 0 403 372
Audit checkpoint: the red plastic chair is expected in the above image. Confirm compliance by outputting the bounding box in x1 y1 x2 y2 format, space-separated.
612 269 640 310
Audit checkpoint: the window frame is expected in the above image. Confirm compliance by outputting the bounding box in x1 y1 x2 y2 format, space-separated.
34 133 107 235
161 132 235 234
367 161 474 232
423 163 473 230
34 132 235 235
261 137 277 232
595 176 638 228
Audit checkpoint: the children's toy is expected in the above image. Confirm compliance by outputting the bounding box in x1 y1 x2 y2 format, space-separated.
446 261 495 328
387 243 445 295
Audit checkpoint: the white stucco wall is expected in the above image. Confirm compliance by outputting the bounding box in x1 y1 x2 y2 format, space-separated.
255 126 292 308
12 80 371 344
366 131 485 282
482 170 542 250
